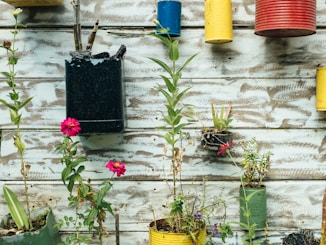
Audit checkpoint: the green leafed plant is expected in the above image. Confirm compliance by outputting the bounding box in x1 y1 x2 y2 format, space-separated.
55 118 126 245
210 103 232 132
240 137 272 188
147 20 233 244
3 185 29 230
0 8 33 231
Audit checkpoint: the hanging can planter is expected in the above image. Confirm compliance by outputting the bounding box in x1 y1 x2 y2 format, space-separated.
240 186 267 230
65 58 125 134
316 67 326 111
255 0 316 37
149 219 206 245
205 0 233 44
156 0 182 36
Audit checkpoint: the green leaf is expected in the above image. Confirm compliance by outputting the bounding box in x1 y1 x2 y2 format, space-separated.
175 87 191 105
17 97 33 110
161 76 175 93
1 71 11 79
169 40 179 61
147 57 172 77
76 165 85 174
0 99 16 110
177 53 199 74
8 55 18 65
79 183 90 198
61 166 72 183
3 186 29 230
147 33 171 47
157 87 173 105
174 123 190 135
97 182 113 206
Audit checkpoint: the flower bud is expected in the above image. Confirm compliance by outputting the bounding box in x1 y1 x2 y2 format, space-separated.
153 19 160 26
2 40 11 49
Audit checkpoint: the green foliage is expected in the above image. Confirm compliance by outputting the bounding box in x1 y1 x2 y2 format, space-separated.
226 145 269 245
210 103 233 132
148 20 233 244
0 8 34 231
148 19 197 234
240 137 272 188
3 186 29 230
56 134 117 245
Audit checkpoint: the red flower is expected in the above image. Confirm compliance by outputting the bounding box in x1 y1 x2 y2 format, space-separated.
60 118 81 137
217 141 233 157
106 161 126 177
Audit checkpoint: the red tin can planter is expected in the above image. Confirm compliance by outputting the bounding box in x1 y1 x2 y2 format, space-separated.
255 0 316 37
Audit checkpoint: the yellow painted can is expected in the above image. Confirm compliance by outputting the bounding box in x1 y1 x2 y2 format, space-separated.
205 0 233 44
316 68 326 111
149 223 206 245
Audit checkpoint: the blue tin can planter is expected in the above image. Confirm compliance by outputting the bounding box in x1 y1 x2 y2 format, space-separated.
65 58 125 134
156 0 182 36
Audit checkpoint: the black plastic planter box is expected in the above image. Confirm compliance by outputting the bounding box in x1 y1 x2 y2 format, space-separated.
65 58 124 134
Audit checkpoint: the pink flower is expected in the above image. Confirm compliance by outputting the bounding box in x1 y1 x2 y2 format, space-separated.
106 161 126 177
60 118 81 137
217 141 233 157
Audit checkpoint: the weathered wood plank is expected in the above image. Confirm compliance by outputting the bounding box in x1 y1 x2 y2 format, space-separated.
58 230 323 245
0 29 324 79
0 180 324 232
0 0 326 27
0 76 322 129
1 129 326 180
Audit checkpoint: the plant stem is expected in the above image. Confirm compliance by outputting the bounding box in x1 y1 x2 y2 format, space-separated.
72 0 82 51
73 197 81 245
10 16 32 230
321 188 326 245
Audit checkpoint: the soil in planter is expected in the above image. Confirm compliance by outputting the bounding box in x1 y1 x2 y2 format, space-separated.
0 213 47 237
201 130 232 152
150 219 204 233
282 229 320 245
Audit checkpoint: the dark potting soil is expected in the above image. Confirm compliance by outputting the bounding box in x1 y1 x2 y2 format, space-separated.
282 229 320 245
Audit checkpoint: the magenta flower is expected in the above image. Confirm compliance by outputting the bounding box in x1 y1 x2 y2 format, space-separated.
106 161 126 177
217 140 233 156
61 118 81 137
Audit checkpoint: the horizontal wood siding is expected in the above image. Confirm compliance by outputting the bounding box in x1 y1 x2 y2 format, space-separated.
0 0 325 244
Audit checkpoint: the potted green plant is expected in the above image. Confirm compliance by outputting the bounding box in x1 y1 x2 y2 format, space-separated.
147 20 233 245
201 103 233 156
65 0 126 134
239 137 272 231
55 117 127 245
0 8 61 244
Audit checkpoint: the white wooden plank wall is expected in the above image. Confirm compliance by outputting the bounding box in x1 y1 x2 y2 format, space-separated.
0 0 326 244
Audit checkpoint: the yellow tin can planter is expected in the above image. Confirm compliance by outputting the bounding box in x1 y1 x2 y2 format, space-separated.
149 220 206 245
205 0 233 44
316 67 326 111
2 0 63 6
